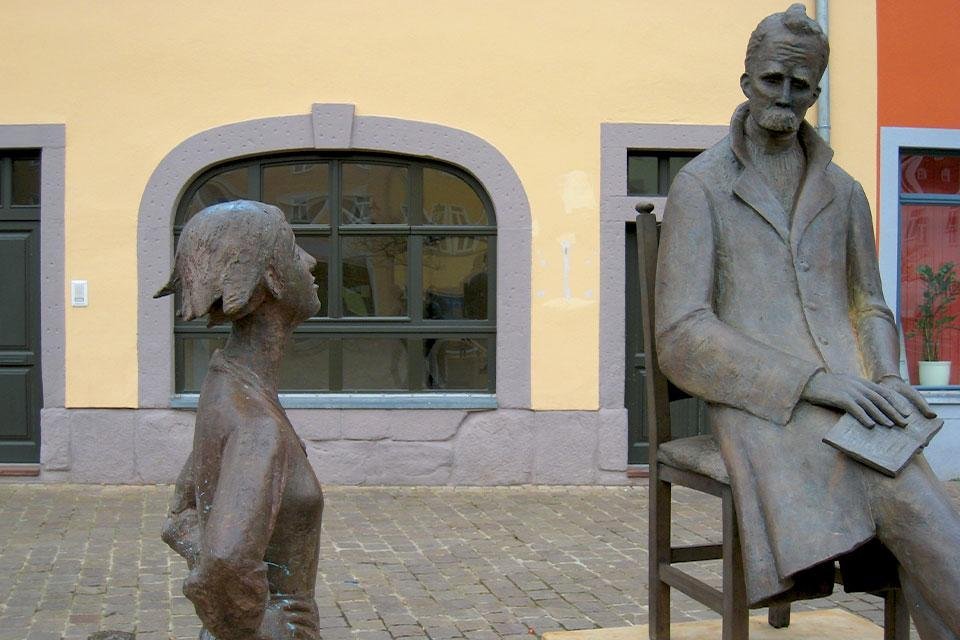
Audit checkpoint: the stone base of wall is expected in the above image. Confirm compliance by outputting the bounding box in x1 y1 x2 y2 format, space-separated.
38 407 633 485
37 406 960 483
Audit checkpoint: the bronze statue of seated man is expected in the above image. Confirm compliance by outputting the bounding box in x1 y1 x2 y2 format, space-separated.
656 5 960 637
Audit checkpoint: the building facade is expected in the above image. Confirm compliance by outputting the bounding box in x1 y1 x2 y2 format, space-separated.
2 0 957 483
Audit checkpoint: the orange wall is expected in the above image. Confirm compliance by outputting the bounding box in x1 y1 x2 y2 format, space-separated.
878 0 960 128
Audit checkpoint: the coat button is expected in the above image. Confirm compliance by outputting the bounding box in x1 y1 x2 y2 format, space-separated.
798 260 810 272
819 336 830 345
806 302 819 311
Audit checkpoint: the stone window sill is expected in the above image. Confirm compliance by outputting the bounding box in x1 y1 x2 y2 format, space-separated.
169 393 497 410
918 389 960 405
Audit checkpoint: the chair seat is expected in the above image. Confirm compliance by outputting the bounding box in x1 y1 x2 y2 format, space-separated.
657 434 730 484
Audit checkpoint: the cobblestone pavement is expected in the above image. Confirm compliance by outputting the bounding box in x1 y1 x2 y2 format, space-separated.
1 483 957 640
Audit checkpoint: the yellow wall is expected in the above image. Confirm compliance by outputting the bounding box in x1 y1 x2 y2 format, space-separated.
2 0 876 409
829 2 878 213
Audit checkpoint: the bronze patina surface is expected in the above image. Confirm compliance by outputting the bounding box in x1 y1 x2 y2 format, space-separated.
655 5 960 637
156 200 324 640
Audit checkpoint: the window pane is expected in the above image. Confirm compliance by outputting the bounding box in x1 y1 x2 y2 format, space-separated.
899 204 960 386
424 338 489 390
12 157 40 206
423 168 489 225
627 155 658 195
667 156 693 186
342 338 409 390
183 166 252 221
263 162 331 224
901 153 960 194
278 336 331 391
176 335 227 393
342 163 407 224
423 236 488 320
296 236 330 317
341 237 408 317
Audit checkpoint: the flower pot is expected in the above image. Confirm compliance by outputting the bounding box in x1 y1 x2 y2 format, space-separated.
918 360 952 386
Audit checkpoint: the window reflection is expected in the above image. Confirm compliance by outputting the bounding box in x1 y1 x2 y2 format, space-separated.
342 163 407 224
295 236 330 317
278 337 331 391
900 153 960 194
342 338 408 390
177 336 227 393
263 163 331 224
173 155 495 394
423 168 489 225
423 236 488 320
899 150 960 388
627 151 697 196
342 237 408 317
424 338 488 390
183 166 251 220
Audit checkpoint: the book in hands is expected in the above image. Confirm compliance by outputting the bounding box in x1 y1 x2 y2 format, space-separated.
822 411 943 477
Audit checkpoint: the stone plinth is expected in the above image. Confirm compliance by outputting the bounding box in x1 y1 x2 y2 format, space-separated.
542 609 883 640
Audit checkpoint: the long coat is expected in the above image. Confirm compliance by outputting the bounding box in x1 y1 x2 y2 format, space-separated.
656 103 904 605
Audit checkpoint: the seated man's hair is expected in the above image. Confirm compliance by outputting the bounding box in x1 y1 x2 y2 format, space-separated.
745 3 829 76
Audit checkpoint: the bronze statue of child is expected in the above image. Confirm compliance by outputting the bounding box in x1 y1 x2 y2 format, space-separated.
156 200 324 640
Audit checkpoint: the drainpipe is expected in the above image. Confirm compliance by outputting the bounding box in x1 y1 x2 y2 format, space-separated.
816 0 831 144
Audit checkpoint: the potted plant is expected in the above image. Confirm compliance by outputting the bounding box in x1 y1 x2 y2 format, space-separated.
910 261 959 386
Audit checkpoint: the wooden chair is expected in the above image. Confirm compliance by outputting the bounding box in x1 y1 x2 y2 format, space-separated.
634 206 910 640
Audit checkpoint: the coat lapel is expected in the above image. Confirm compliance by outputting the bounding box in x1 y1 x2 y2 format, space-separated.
728 103 837 249
790 122 836 252
729 104 791 243
733 166 791 243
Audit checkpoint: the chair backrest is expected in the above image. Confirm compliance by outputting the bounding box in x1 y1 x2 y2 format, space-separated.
635 208 688 463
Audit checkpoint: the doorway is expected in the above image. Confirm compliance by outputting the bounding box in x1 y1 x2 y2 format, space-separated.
0 151 42 463
624 220 706 465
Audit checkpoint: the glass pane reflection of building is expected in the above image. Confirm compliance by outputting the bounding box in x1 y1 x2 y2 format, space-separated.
342 237 408 317
342 338 409 390
263 162 331 224
899 151 960 388
342 163 408 224
423 167 490 225
174 155 495 394
423 237 488 320
424 338 488 390
183 166 251 220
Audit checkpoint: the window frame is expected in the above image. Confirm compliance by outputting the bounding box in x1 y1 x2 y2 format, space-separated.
626 149 700 197
172 151 497 400
879 127 960 398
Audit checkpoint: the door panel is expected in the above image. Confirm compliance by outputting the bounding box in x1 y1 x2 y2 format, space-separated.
0 368 32 439
0 221 41 462
0 232 30 348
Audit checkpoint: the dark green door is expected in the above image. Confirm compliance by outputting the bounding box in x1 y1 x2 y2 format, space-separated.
625 221 706 465
0 152 42 463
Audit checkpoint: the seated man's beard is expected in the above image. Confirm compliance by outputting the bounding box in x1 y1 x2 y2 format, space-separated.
757 107 800 133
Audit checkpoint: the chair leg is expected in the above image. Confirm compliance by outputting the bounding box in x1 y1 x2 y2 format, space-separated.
649 474 671 639
721 487 748 640
767 603 790 628
883 588 910 640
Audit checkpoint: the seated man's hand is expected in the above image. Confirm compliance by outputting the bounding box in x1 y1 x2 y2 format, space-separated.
877 374 936 419
801 371 918 428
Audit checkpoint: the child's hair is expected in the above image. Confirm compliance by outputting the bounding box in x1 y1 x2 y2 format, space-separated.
154 200 294 326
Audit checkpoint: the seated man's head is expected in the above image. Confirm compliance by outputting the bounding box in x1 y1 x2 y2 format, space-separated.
155 200 320 326
741 3 829 135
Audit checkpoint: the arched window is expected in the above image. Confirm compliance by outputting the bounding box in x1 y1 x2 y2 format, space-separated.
173 153 496 395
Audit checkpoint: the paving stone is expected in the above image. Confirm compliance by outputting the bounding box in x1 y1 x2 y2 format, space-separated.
1 484 951 640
